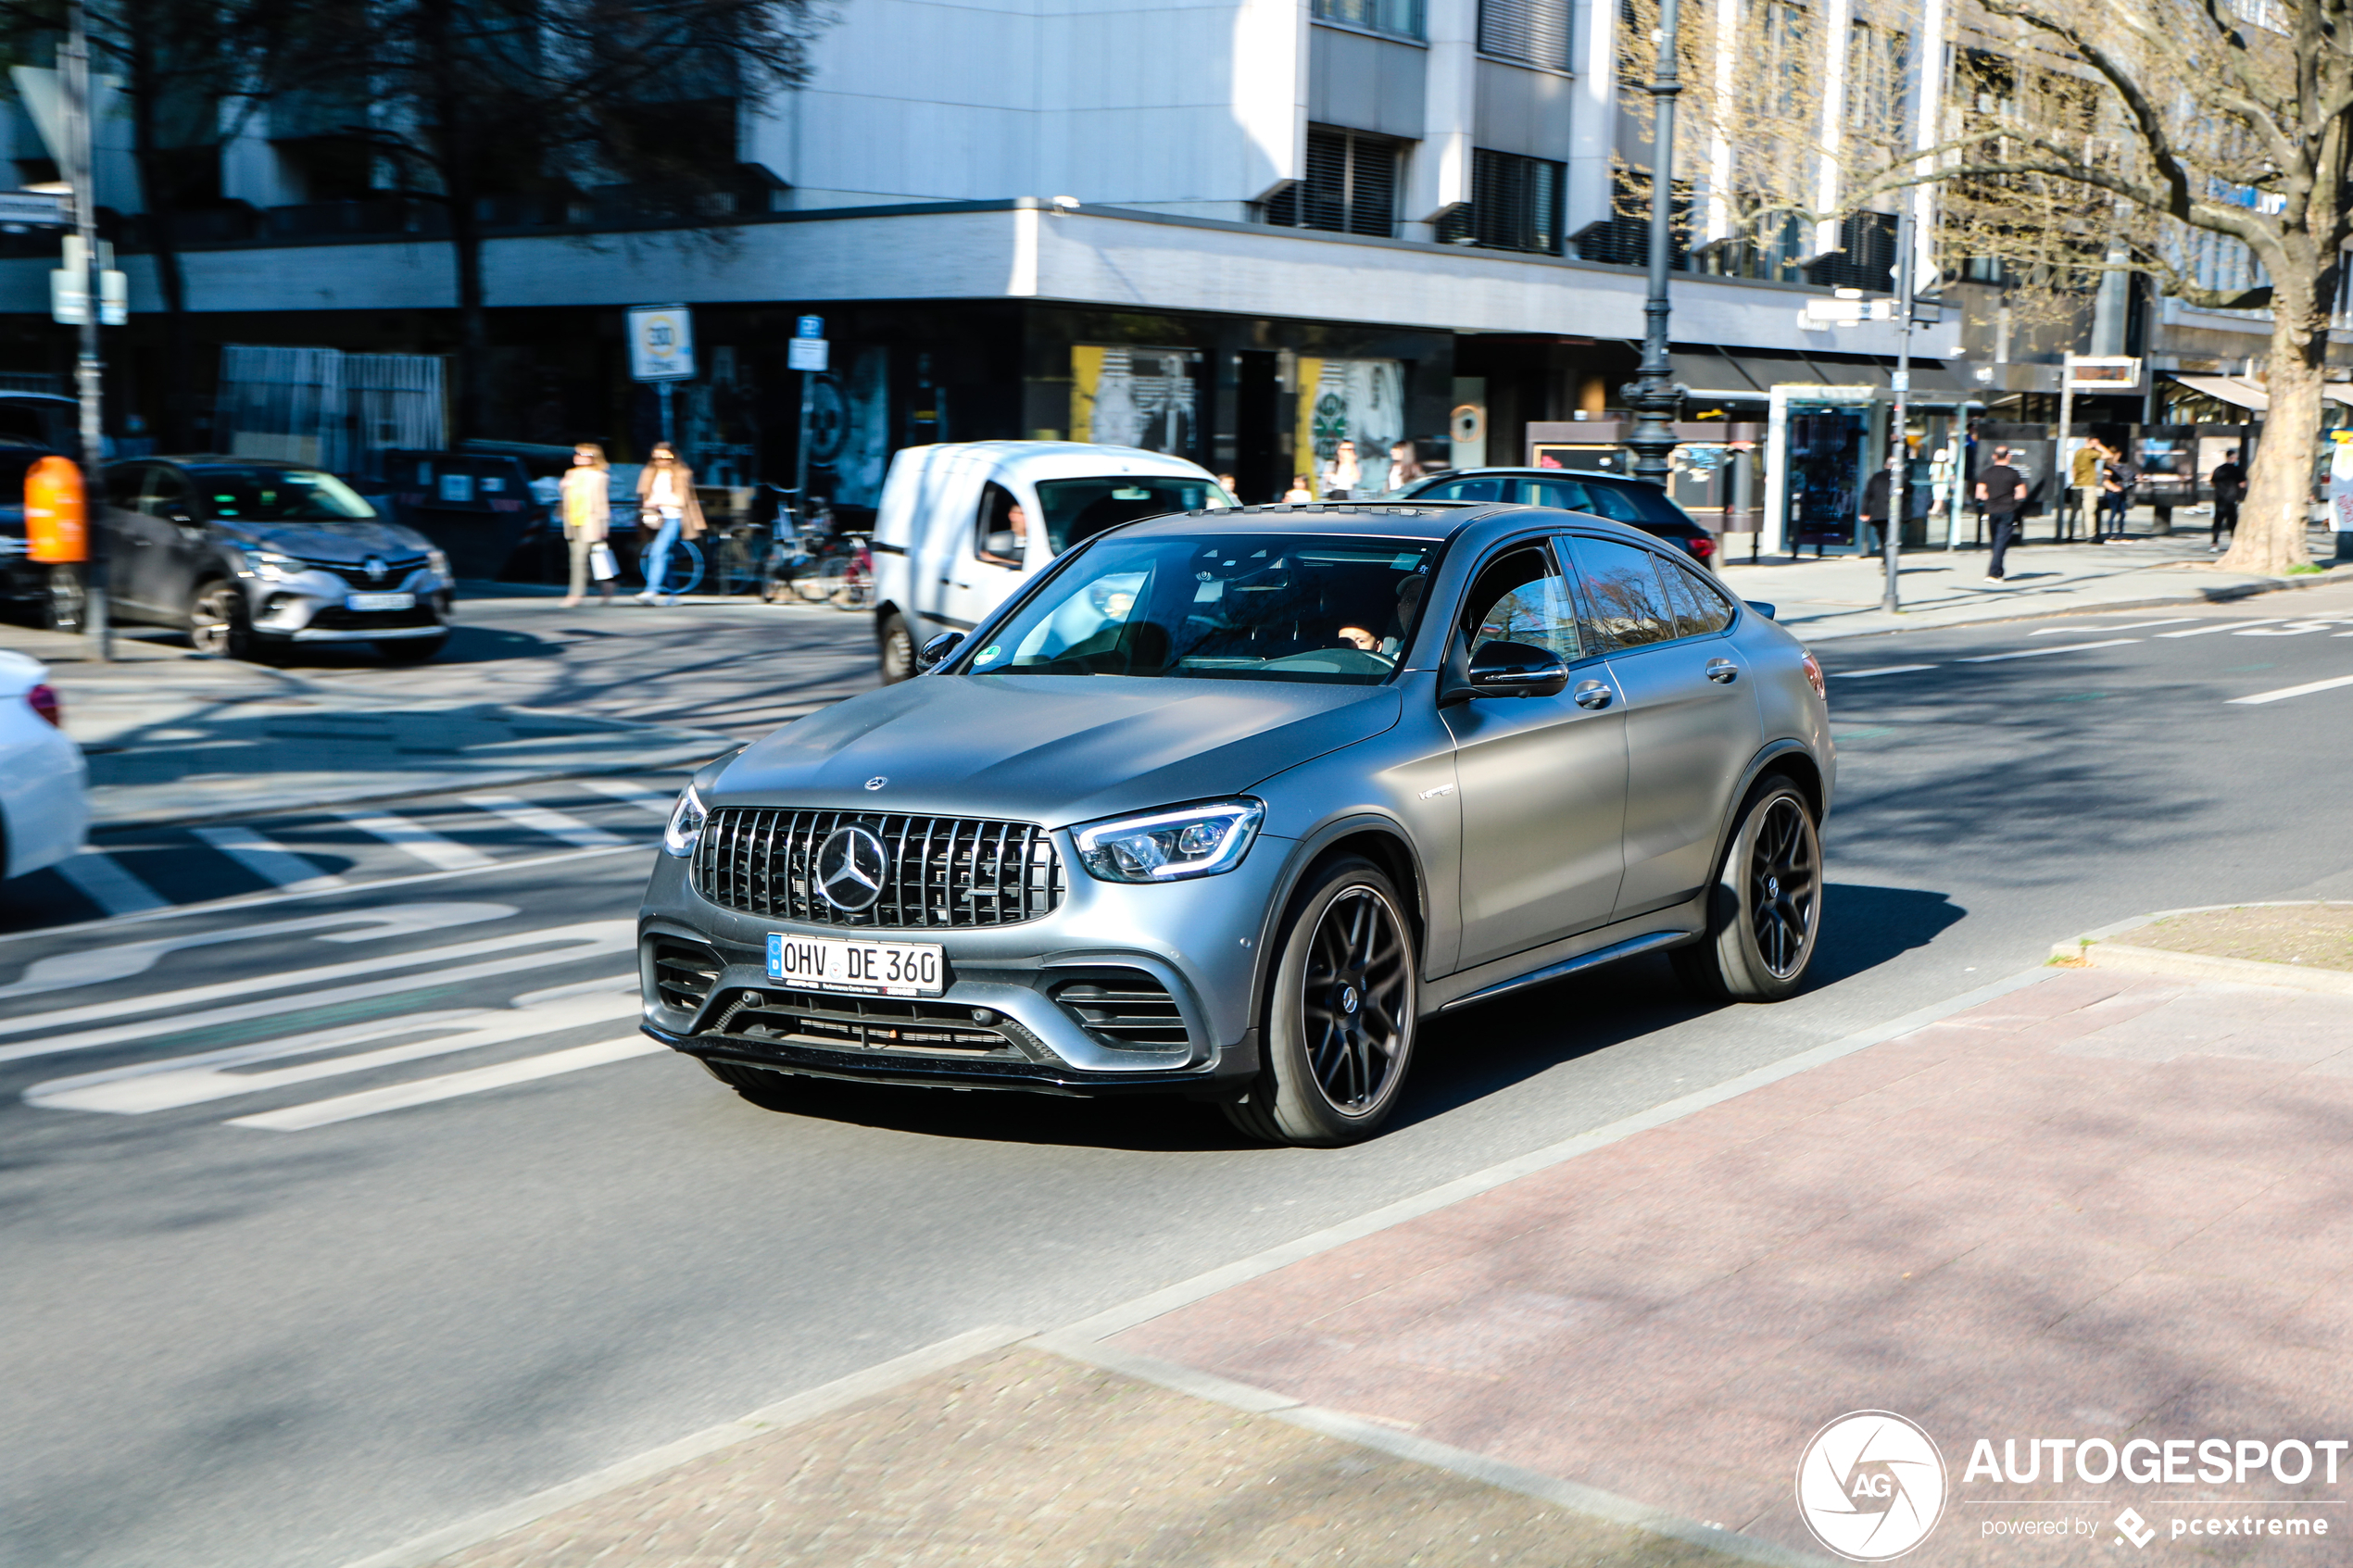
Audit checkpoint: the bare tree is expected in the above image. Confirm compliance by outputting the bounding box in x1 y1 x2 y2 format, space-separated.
317 0 826 440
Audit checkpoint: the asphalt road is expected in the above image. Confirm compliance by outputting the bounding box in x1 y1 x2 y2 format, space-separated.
8 587 2353 1568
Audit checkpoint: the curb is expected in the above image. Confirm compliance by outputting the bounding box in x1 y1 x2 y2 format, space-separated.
2053 900 2353 997
1770 566 2341 642
331 961 2061 1568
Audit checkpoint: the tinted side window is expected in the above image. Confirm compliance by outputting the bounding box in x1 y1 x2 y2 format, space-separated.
1564 535 1675 648
1426 477 1508 502
1578 484 1646 523
1460 546 1585 663
975 482 1024 565
103 463 145 508
142 468 188 517
1654 556 1733 638
1517 477 1595 509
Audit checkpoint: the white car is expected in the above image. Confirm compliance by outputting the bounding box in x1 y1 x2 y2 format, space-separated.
0 648 88 879
869 441 1231 681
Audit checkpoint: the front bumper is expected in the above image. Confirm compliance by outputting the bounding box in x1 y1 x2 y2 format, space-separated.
246 569 454 642
636 829 1290 1098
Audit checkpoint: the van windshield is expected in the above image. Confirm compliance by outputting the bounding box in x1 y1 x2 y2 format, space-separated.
965 533 1436 684
1036 476 1227 552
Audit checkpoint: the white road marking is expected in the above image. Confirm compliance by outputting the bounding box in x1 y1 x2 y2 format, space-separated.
461 795 628 849
2030 618 2194 634
0 902 510 1002
335 810 494 871
27 992 640 1114
2228 673 2353 706
2232 620 2350 636
228 1035 661 1131
2158 619 2284 637
578 780 678 816
1955 638 2143 664
50 852 169 917
0 920 634 1060
1831 664 1940 678
193 824 347 892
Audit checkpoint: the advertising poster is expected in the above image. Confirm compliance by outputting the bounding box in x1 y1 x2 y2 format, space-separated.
1069 346 1200 455
1293 358 1405 488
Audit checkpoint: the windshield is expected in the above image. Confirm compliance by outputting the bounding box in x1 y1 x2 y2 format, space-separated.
1035 476 1228 552
967 532 1438 684
195 468 378 522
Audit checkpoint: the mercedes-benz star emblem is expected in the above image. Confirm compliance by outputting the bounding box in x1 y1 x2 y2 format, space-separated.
864 776 887 791
814 825 889 912
364 555 387 583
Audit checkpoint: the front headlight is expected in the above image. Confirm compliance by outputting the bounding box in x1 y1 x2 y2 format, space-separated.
663 784 707 858
1073 798 1264 884
426 547 451 579
248 550 304 581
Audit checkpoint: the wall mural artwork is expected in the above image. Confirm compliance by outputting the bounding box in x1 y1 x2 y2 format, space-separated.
1295 358 1404 482
1070 346 1199 455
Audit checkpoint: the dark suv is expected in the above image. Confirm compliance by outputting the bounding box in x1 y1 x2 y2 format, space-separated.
1401 469 1718 569
97 457 455 661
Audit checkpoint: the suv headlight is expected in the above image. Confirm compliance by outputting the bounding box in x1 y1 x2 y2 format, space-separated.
234 548 304 580
1073 799 1263 884
426 547 451 579
663 784 707 858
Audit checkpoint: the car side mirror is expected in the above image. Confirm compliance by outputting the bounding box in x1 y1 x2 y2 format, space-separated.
1747 601 1777 621
915 631 964 671
983 530 1019 559
1442 639 1570 703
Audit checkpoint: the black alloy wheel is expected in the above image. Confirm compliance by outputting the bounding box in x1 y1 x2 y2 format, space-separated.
1673 777 1821 1003
877 611 916 683
1227 855 1418 1147
188 579 252 660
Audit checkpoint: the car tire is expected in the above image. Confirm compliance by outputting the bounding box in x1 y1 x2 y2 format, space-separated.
1224 855 1418 1148
1673 776 1822 1004
878 610 916 683
189 578 253 660
376 635 448 664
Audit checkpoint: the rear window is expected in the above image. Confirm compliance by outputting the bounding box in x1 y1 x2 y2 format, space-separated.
1035 476 1227 552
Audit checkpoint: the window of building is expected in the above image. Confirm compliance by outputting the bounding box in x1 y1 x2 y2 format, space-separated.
1805 209 1898 290
1265 127 1402 239
1478 0 1571 68
1574 168 1692 269
1439 148 1564 254
1314 0 1426 40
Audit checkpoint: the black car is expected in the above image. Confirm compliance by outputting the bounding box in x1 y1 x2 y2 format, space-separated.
1401 468 1719 569
96 457 456 662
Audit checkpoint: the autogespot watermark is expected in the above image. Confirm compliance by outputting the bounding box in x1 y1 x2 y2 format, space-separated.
1795 1413 2347 1560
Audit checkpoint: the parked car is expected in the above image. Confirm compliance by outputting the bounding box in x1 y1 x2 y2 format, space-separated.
869 441 1233 682
96 457 456 662
639 499 1831 1147
0 649 88 880
1401 468 1720 568
377 449 546 581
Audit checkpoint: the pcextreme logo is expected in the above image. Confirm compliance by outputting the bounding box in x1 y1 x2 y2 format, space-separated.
1795 1411 1949 1561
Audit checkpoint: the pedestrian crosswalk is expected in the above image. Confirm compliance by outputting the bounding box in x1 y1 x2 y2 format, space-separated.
0 775 688 936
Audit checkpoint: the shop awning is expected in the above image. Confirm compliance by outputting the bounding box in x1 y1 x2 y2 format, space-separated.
1669 349 1766 399
2168 374 2269 412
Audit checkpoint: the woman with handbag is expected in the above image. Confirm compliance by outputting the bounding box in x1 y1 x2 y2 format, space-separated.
560 443 617 607
634 442 707 606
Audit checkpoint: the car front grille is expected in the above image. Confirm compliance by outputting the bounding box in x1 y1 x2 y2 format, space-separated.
323 558 429 588
692 808 1065 929
706 986 1031 1059
1051 971 1189 1049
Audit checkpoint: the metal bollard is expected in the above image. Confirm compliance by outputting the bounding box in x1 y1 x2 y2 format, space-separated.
86 583 111 661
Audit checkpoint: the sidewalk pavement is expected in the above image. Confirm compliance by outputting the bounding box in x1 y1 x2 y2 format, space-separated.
375 922 2353 1568
0 617 737 828
1718 530 2344 640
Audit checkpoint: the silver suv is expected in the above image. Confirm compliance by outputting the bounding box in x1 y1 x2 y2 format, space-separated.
637 501 1832 1146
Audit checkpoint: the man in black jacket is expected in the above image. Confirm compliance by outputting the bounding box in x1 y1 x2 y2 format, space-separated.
2209 456 2246 552
1975 446 2028 581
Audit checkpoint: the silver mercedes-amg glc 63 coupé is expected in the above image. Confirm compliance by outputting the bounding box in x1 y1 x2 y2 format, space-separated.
638 501 1832 1146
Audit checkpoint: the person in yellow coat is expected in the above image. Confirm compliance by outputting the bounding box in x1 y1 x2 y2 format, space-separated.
560 444 615 606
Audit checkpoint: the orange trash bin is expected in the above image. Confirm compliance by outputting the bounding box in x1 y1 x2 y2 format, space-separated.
26 455 86 564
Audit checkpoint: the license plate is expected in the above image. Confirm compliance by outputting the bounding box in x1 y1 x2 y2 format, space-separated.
767 933 944 996
346 591 415 612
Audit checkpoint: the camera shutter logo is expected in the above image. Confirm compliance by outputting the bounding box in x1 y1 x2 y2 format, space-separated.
1794 1411 1947 1561
814 825 888 912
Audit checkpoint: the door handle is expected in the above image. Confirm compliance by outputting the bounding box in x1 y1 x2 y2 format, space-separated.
1573 679 1614 710
937 577 954 586
1706 659 1739 684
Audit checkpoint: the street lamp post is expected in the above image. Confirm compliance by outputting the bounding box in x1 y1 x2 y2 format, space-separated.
1880 202 1915 614
1623 0 1684 491
60 0 102 472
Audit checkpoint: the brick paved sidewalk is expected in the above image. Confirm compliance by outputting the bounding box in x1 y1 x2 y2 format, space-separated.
1116 971 2353 1565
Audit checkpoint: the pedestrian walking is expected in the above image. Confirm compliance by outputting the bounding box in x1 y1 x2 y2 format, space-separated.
2068 437 2102 541
1321 440 1360 500
2095 441 2137 542
1381 439 1424 495
634 442 706 606
1282 473 1315 504
1858 467 1892 555
1975 445 2028 581
559 443 616 607
2208 454 2246 552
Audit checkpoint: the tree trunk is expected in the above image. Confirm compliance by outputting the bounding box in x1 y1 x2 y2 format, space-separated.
2221 277 2324 575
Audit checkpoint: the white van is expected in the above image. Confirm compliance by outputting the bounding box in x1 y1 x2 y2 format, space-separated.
870 441 1229 681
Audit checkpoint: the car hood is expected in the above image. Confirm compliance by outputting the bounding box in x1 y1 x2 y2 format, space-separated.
715 675 1403 826
216 519 435 562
